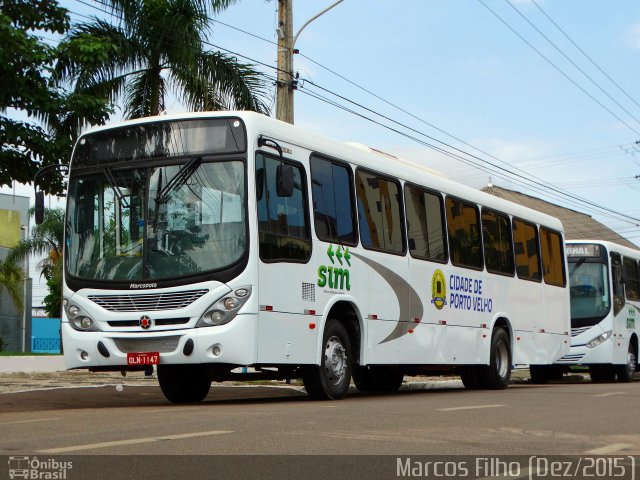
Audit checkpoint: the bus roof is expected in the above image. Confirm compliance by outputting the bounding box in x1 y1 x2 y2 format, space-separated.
80 110 564 232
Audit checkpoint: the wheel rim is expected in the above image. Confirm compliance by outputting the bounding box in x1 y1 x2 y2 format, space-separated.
495 340 509 379
323 335 347 385
627 348 637 374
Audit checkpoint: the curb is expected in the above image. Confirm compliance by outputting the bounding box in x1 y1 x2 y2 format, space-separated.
0 355 66 373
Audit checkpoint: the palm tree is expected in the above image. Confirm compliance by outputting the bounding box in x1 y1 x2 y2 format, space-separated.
8 208 64 318
0 257 25 312
55 0 270 119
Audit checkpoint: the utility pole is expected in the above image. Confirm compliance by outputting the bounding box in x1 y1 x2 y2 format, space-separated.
276 0 294 124
276 0 344 124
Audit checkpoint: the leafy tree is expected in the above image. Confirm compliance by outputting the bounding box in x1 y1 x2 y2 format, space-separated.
0 257 25 312
0 0 113 195
8 208 64 318
56 0 271 119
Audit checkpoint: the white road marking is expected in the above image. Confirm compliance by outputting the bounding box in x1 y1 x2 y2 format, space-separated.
593 392 626 397
0 417 61 425
437 404 505 412
585 443 634 454
38 430 233 454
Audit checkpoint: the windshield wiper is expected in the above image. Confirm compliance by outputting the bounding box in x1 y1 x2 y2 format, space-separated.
569 257 586 278
154 156 202 205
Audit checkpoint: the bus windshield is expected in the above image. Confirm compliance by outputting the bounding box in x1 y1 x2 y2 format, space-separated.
568 259 611 327
66 160 246 282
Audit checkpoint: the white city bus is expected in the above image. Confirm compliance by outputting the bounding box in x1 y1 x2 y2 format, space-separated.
536 240 639 383
48 111 570 402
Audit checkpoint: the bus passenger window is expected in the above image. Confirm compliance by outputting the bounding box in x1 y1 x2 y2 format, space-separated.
310 156 357 245
512 219 541 281
355 169 405 254
445 197 482 270
482 210 514 275
623 256 640 301
540 227 566 287
256 153 311 262
404 185 446 262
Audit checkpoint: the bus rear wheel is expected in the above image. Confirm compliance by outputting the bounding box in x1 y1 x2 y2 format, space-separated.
353 366 404 392
459 366 480 389
158 365 211 403
477 327 511 389
303 319 352 400
616 343 637 383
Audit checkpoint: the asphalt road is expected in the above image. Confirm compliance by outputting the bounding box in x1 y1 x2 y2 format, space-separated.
1 377 639 459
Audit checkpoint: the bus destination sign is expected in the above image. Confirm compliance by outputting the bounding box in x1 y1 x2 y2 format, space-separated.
566 244 600 257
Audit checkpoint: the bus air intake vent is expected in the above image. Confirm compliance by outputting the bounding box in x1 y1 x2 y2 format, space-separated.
88 289 209 312
114 336 181 354
302 282 316 302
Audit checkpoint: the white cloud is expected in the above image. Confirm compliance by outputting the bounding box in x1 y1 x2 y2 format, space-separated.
627 23 640 50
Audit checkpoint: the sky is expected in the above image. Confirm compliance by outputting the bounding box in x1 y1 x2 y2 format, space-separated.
3 0 640 303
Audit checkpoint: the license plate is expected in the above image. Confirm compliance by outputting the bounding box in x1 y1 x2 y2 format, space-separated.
127 352 160 366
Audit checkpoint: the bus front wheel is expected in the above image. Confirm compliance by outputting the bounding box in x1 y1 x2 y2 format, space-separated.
303 319 353 400
616 342 637 383
589 365 616 383
158 364 211 403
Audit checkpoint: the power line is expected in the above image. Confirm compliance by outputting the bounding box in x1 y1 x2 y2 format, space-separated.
530 0 640 112
477 0 640 137
504 0 640 128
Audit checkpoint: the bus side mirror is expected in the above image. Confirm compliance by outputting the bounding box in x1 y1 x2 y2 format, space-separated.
35 191 45 225
276 164 294 197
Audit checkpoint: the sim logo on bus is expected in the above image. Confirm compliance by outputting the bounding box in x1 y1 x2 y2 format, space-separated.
431 269 447 310
317 245 351 291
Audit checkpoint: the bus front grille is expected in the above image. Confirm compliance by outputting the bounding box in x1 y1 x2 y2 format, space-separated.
113 336 181 353
88 289 208 312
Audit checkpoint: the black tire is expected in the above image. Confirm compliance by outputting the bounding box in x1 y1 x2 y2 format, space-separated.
589 365 616 383
157 364 211 403
353 366 404 392
616 342 637 382
459 365 481 389
352 365 375 392
303 319 353 400
529 365 551 384
371 367 404 392
477 327 512 389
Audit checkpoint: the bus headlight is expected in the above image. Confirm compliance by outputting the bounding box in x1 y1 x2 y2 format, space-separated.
197 287 252 327
586 330 612 349
64 299 101 332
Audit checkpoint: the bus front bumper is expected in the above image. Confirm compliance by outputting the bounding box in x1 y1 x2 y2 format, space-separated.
61 314 258 369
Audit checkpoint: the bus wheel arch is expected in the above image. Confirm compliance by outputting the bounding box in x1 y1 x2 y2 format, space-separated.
479 318 513 389
303 301 361 400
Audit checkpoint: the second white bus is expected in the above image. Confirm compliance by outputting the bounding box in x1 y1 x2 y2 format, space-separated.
533 240 639 383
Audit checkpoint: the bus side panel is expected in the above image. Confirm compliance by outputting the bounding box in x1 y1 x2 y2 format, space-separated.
255 262 319 364
541 282 571 364
612 298 638 365
355 249 408 365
